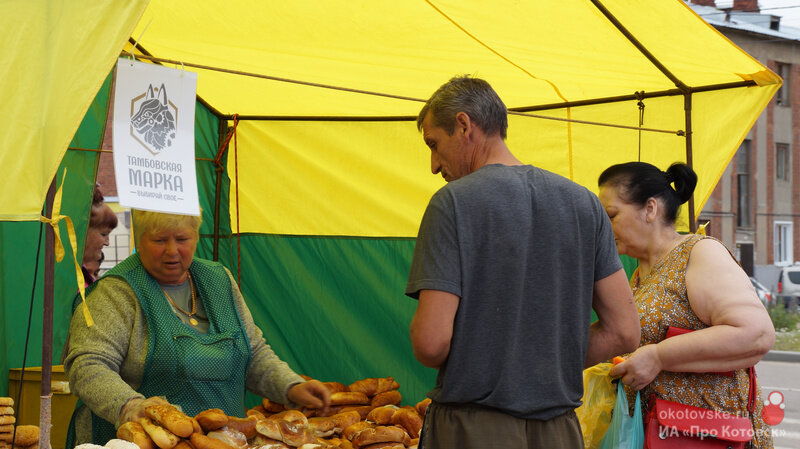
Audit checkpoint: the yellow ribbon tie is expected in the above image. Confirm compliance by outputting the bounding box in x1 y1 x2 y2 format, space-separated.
39 168 94 327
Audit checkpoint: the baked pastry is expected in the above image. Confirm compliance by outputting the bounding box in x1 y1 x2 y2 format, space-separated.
348 378 399 397
322 382 349 394
138 416 180 449
415 398 431 417
145 404 194 438
331 411 361 433
261 399 285 413
390 408 422 438
369 391 401 408
330 392 369 406
195 409 228 432
351 426 406 447
190 432 235 449
365 406 397 425
224 416 258 439
117 421 155 449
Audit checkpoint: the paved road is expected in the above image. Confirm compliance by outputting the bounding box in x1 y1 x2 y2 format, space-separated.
755 359 800 449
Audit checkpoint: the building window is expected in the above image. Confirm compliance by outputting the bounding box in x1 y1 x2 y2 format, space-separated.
775 221 794 266
776 62 791 106
777 143 790 181
737 140 751 228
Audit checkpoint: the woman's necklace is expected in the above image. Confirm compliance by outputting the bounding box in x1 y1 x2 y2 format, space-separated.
161 272 198 326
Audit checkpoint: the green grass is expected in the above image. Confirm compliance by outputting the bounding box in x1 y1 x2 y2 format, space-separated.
774 330 800 351
770 306 800 351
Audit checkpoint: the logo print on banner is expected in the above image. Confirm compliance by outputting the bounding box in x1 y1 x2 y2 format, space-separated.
762 391 785 425
130 83 177 155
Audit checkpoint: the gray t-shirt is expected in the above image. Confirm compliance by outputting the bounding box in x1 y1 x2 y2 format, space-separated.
406 164 622 420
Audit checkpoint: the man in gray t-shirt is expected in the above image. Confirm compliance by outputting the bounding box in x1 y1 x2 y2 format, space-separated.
406 76 640 449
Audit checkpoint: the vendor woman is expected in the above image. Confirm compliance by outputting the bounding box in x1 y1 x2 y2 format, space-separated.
64 209 330 447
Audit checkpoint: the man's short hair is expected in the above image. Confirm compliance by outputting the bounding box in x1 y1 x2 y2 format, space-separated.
417 75 508 139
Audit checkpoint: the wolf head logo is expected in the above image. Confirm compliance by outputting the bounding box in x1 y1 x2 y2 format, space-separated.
130 83 176 154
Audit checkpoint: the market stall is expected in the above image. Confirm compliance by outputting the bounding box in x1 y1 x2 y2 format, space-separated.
0 1 780 448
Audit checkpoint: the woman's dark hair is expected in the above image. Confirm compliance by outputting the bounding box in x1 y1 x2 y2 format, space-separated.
598 161 698 225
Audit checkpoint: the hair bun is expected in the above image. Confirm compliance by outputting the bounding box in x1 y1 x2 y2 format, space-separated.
666 163 697 204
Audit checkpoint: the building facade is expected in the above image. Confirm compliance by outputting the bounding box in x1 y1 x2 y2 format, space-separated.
691 0 800 290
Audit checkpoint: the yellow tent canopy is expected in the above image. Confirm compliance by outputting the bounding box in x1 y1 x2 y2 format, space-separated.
0 0 779 232
0 0 782 427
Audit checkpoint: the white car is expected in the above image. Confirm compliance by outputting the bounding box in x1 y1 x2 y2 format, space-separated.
750 277 773 307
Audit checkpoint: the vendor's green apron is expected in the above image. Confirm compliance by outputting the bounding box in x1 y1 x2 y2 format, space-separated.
66 255 252 447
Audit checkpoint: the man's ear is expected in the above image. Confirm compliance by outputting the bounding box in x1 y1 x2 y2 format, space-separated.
455 112 471 136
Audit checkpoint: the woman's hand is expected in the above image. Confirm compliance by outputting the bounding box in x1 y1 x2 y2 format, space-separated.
119 396 170 424
288 380 331 412
609 344 663 391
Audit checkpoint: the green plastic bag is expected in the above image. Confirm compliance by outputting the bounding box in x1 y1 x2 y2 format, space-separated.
599 381 644 449
575 363 616 449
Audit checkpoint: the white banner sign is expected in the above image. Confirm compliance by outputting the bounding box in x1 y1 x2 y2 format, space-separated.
112 58 200 215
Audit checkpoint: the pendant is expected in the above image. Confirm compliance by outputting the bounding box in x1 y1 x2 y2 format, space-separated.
189 317 199 326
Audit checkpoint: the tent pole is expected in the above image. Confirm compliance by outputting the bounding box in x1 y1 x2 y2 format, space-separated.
212 120 228 261
40 177 56 449
684 92 697 233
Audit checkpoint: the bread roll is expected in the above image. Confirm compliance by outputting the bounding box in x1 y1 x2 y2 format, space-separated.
342 421 374 441
390 408 422 439
173 441 194 449
358 443 404 449
250 434 288 449
369 391 401 408
189 417 203 435
331 410 361 432
0 416 15 425
206 429 247 449
322 382 349 394
145 404 194 438
138 417 180 449
307 417 335 437
0 398 13 407
254 419 282 441
336 439 355 449
224 416 258 439
0 408 12 416
189 433 235 449
261 399 286 413
276 420 316 447
330 392 369 406
415 398 431 417
105 438 142 449
365 406 397 425
117 421 155 449
245 409 267 421
348 378 399 397
351 426 406 447
337 406 374 420
269 409 308 427
195 409 228 432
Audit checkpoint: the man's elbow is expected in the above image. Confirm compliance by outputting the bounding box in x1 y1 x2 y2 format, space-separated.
610 319 640 355
410 331 450 368
621 323 641 353
413 346 447 368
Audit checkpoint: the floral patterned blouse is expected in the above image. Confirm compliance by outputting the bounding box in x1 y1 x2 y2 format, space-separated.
625 234 773 448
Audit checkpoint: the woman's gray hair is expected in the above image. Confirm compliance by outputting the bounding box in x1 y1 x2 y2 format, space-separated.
417 75 508 139
132 209 202 246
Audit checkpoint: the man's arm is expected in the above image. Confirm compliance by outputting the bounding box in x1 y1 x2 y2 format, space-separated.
585 268 640 367
410 289 460 368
